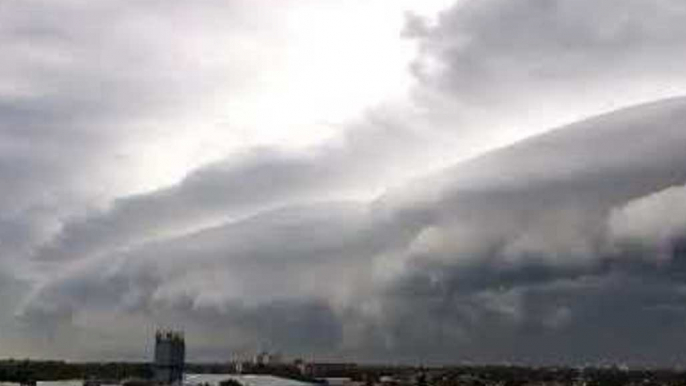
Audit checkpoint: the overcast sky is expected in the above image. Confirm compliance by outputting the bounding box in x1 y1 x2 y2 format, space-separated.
3 0 686 365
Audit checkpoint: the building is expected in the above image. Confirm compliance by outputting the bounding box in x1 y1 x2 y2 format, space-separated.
154 330 186 385
184 374 313 386
253 352 282 366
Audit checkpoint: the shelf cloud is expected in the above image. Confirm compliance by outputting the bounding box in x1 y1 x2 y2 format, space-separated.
2 0 686 364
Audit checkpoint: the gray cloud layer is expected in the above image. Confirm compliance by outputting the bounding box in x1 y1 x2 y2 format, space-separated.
18 98 686 364
407 0 686 146
4 0 686 364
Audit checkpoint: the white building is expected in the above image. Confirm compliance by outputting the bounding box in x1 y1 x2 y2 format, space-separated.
184 374 312 386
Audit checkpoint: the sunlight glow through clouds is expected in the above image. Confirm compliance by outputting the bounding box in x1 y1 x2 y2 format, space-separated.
126 0 455 194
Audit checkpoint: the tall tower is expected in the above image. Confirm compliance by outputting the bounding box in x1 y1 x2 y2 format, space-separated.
154 329 185 385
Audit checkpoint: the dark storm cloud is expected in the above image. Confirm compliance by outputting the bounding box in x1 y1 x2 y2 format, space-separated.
34 109 439 263
0 0 443 359
410 0 686 103
19 201 374 359
402 0 686 151
0 0 319 357
20 97 686 363
35 150 344 262
184 300 345 360
24 201 375 313
348 98 686 363
6 0 686 364
372 267 686 365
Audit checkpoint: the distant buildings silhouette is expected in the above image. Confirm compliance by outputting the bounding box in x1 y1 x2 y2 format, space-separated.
153 330 185 385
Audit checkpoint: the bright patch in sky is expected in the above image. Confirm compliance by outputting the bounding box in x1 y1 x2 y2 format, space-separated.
126 0 454 194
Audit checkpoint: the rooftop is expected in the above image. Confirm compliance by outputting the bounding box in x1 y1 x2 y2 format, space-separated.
184 374 313 386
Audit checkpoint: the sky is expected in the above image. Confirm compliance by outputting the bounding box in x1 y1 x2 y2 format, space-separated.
4 0 686 365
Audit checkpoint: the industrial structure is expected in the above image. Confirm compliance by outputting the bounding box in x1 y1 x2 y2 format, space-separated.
153 330 185 385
